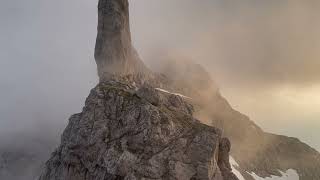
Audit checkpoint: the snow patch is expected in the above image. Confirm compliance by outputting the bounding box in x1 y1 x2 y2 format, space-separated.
155 88 192 99
230 156 246 180
229 156 299 180
249 169 299 180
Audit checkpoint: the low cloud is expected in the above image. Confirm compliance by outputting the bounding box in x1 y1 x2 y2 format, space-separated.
0 0 319 153
131 0 320 89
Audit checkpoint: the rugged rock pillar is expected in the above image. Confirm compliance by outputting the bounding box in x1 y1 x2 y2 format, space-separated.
95 0 148 81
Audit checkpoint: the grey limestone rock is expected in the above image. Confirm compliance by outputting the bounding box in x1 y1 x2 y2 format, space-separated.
39 79 236 180
95 0 150 81
40 0 239 179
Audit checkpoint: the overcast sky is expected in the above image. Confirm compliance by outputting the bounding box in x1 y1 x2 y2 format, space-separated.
0 0 319 150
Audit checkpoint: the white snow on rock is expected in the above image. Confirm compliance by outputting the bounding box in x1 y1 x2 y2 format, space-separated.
230 156 246 180
249 169 299 180
155 88 192 99
229 156 299 180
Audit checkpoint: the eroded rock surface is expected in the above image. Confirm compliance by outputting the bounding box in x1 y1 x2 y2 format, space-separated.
95 0 149 80
40 78 236 180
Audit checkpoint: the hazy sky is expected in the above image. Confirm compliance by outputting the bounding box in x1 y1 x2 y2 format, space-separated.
0 0 319 150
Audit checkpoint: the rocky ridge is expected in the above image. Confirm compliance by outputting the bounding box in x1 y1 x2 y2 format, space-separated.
154 58 320 180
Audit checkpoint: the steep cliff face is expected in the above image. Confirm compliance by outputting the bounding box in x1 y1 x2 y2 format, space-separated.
39 78 236 180
95 0 149 81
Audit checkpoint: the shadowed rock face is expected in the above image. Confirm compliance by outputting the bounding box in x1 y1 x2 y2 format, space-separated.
95 0 149 81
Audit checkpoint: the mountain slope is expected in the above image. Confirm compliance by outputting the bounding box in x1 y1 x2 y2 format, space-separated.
154 58 320 180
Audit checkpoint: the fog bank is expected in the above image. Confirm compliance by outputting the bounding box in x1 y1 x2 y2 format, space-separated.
0 0 319 151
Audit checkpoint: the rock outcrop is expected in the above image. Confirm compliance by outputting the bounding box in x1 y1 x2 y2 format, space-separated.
40 78 235 180
217 139 238 180
40 1 238 179
37 0 320 180
95 0 149 81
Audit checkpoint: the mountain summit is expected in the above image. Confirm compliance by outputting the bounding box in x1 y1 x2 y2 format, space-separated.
37 0 320 180
39 0 238 180
94 0 150 81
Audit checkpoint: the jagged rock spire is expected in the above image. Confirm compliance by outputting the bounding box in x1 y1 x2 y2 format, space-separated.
95 0 149 81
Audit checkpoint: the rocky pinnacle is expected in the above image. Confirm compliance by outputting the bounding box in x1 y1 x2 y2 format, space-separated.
38 1 240 179
95 0 149 81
